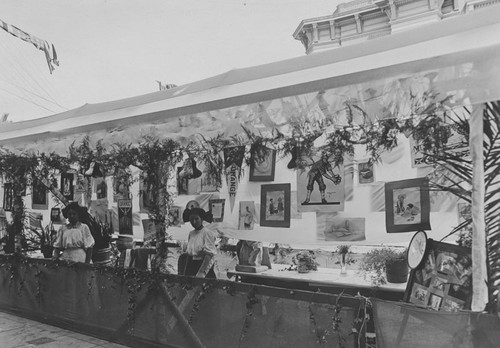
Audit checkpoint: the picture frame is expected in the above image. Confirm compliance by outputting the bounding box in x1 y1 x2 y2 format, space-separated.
3 183 13 212
168 206 183 227
385 177 431 233
32 178 48 210
404 239 472 311
238 201 257 230
358 160 375 184
117 199 133 235
249 147 276 182
209 199 225 222
60 172 74 201
260 183 290 228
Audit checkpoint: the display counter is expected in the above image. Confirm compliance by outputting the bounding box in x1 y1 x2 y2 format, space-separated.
228 263 406 301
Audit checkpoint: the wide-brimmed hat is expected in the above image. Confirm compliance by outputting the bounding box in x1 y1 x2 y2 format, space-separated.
182 207 213 223
61 202 88 219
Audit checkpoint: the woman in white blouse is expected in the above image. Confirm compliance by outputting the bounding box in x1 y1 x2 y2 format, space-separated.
52 202 95 263
180 207 217 278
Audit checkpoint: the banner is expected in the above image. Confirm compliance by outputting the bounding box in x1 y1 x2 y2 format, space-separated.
0 18 59 73
118 199 133 235
224 146 245 212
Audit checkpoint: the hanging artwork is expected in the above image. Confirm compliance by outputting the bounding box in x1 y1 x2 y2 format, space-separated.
209 199 225 222
224 146 246 212
316 214 366 242
32 178 48 210
60 172 74 201
358 161 375 184
94 177 108 200
177 167 189 195
405 240 472 311
113 172 130 202
201 171 219 192
238 201 257 230
50 207 62 223
385 177 431 233
2 183 13 212
168 206 183 227
260 183 291 228
118 199 133 235
297 152 345 213
249 147 276 182
139 179 155 213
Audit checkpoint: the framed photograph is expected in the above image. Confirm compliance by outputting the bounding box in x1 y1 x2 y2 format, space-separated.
209 199 225 222
32 179 48 210
139 179 155 213
60 172 74 201
385 177 431 233
260 183 290 228
94 177 108 200
405 239 472 311
113 172 130 202
168 206 182 227
358 161 375 184
238 201 257 230
249 147 276 182
3 183 13 212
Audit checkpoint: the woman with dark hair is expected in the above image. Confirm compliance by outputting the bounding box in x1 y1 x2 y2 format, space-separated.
179 207 217 278
52 202 95 263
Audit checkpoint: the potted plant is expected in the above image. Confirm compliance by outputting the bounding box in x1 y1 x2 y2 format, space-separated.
359 247 408 285
293 250 319 273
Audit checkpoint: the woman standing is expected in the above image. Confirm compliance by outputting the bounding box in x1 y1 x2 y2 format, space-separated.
180 207 217 278
52 202 95 263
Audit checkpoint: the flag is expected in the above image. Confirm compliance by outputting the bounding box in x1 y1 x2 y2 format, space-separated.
0 18 59 73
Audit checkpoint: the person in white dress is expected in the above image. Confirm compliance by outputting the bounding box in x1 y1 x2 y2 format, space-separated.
52 202 95 263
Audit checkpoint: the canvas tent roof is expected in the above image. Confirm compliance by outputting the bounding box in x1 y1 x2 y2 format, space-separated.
1 6 500 153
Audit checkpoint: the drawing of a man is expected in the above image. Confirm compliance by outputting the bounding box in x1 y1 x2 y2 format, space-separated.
302 152 341 204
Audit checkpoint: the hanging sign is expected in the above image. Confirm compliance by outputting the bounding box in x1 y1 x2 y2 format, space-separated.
224 146 246 212
118 199 133 235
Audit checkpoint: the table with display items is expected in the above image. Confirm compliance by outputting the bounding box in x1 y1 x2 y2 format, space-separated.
228 263 406 301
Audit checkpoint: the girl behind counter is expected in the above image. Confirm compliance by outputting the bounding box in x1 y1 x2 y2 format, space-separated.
52 202 95 263
180 207 217 278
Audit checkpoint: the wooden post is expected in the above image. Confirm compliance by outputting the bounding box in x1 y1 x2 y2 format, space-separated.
469 104 489 311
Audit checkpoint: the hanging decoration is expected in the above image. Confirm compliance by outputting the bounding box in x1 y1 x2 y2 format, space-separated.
385 178 431 233
223 146 246 212
60 172 74 201
296 151 345 213
31 178 48 210
209 199 225 223
118 199 133 235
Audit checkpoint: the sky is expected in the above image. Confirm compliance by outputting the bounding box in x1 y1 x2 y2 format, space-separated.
0 0 337 122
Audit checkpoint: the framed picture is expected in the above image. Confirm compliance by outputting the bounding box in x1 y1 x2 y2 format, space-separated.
297 152 345 213
32 178 48 210
385 177 431 233
94 177 107 200
358 161 375 184
60 172 74 201
3 183 13 212
404 239 472 311
168 206 183 227
316 214 366 242
139 179 155 213
209 199 225 222
260 183 290 228
249 147 276 182
117 199 133 235
238 201 257 230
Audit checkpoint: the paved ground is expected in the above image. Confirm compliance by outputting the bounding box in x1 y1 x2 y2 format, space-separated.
0 310 128 348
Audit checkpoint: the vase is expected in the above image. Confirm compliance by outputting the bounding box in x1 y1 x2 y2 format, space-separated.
386 259 409 283
340 253 347 275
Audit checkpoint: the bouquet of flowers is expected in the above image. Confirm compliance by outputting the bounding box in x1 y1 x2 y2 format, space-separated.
293 250 319 273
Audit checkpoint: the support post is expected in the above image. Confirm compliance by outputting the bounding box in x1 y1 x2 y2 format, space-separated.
469 104 489 311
